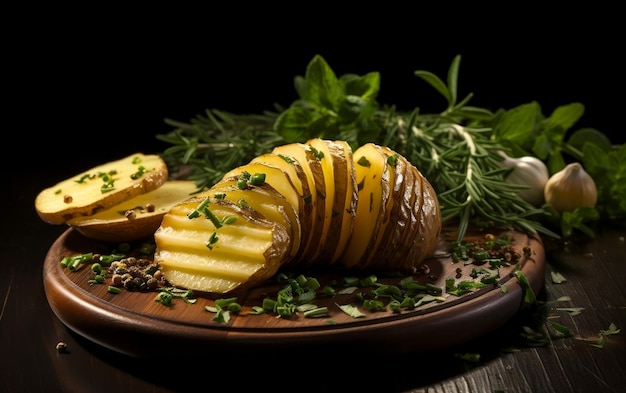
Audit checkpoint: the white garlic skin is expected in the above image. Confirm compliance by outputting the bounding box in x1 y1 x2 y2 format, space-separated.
544 162 597 213
499 152 550 207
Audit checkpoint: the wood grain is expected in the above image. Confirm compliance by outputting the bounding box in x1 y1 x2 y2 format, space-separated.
43 225 545 358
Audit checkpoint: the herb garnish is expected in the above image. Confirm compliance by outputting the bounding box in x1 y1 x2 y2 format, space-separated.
159 54 623 240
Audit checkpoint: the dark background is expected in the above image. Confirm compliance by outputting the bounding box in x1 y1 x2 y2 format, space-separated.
3 10 626 393
8 9 623 180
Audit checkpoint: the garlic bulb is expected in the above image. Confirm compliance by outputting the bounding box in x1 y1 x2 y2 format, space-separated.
544 162 597 213
498 152 550 207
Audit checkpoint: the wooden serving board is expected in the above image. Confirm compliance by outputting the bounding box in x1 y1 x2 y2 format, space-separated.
43 226 545 358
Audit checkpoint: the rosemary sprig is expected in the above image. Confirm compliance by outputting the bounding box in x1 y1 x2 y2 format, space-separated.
158 109 285 190
157 54 558 240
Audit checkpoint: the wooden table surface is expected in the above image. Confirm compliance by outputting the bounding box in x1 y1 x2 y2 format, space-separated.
2 168 625 393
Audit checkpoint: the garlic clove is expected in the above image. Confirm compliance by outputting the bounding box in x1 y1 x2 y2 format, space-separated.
498 151 549 207
544 162 597 213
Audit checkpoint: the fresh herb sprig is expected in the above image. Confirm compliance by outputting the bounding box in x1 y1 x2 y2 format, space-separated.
158 110 285 190
157 54 621 240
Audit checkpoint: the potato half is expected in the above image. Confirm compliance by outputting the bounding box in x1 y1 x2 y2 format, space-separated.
35 153 168 224
67 180 197 242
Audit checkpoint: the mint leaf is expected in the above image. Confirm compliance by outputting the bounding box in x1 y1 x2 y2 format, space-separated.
303 54 342 110
567 127 612 152
493 101 542 147
341 71 380 101
543 102 585 137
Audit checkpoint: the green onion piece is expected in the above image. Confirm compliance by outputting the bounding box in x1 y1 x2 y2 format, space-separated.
215 297 238 308
336 303 366 318
514 270 536 304
262 298 277 312
399 297 416 309
360 275 378 286
363 299 385 312
206 232 218 249
130 165 148 180
276 305 294 316
249 173 266 186
99 253 125 265
303 307 329 318
212 308 231 324
107 286 122 294
187 198 210 219
155 291 173 305
473 250 489 262
247 306 265 315
322 286 336 296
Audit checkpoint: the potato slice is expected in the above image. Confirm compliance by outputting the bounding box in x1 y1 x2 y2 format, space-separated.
154 196 290 294
330 140 358 264
367 152 416 269
400 165 441 270
248 152 314 257
35 153 168 224
221 162 305 220
378 162 441 271
271 143 323 262
250 153 311 199
306 139 357 265
208 180 301 259
341 143 391 268
303 138 337 264
67 180 197 242
360 146 399 269
221 162 306 255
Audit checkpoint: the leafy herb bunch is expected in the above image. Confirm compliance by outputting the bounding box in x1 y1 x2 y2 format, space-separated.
157 54 624 240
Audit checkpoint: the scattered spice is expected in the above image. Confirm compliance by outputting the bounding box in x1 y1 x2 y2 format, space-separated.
55 342 68 353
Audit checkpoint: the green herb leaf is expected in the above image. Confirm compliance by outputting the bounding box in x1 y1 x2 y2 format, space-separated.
336 303 366 318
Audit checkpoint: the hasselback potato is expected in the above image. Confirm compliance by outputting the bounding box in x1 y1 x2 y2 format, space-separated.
153 139 442 294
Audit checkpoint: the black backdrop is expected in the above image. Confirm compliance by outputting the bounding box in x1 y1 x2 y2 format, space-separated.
10 9 623 177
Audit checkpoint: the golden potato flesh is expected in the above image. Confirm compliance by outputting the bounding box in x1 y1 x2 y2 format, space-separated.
67 180 197 242
35 153 168 224
154 197 290 294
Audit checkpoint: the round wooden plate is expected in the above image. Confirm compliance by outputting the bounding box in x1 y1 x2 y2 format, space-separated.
43 226 545 358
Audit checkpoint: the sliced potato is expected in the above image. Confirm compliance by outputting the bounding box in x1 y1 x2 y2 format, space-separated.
250 153 311 199
401 165 441 270
271 143 323 261
361 145 398 269
341 143 391 268
305 139 357 265
207 180 301 259
154 197 290 294
67 180 197 242
367 150 413 268
303 138 336 264
35 153 168 224
221 162 305 221
329 140 358 264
